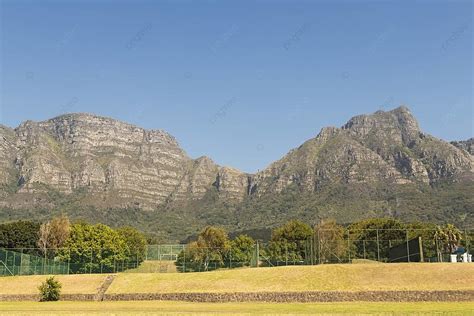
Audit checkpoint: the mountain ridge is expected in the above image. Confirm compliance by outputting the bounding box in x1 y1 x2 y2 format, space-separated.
1 106 472 241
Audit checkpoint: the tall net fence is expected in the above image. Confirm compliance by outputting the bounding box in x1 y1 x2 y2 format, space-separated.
1 229 472 276
0 248 68 276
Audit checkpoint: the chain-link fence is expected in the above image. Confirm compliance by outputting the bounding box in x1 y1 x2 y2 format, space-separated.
0 248 68 276
176 228 473 271
1 229 472 276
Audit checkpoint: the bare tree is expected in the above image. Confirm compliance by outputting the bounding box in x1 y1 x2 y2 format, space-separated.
37 214 71 257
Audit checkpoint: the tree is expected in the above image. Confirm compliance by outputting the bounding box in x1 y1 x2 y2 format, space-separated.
347 218 406 261
314 219 348 263
176 226 230 272
58 223 127 273
435 224 462 257
116 226 147 266
0 221 40 254
228 234 255 267
407 221 438 259
267 220 313 265
37 215 71 257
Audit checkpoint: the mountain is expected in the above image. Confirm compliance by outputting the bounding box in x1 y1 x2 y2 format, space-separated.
0 113 249 210
0 107 472 241
451 138 474 155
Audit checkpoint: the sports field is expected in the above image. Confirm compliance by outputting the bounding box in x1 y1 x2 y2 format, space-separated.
1 263 473 295
1 301 473 315
0 263 473 315
107 263 474 293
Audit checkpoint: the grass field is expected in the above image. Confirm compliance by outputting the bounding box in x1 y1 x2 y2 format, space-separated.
123 260 178 273
1 263 473 295
108 263 474 293
0 275 107 295
1 301 473 315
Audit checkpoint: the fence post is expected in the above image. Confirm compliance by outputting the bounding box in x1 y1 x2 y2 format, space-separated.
19 249 23 276
68 248 70 275
406 229 410 263
363 240 366 259
317 229 321 265
90 248 93 274
465 229 470 258
183 246 186 272
347 234 351 263
376 229 380 262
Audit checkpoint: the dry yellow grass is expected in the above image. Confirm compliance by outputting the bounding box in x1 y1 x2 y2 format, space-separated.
0 274 107 295
0 301 473 315
107 263 474 294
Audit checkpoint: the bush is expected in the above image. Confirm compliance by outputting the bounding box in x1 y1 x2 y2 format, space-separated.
38 277 62 301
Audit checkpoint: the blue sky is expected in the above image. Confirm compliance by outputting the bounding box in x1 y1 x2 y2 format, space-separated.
0 0 472 173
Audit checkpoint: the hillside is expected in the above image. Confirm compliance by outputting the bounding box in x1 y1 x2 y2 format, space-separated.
0 107 472 241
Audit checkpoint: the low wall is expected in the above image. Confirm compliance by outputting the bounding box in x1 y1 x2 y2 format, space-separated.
2 291 473 302
0 294 95 302
104 291 474 302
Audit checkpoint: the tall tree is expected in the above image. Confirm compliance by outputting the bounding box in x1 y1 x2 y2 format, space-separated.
228 234 255 267
435 224 462 256
314 219 348 263
58 223 127 273
177 226 230 272
116 226 147 264
0 221 40 254
267 220 313 264
37 215 71 257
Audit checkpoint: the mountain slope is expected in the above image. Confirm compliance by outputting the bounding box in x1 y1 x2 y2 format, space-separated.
0 107 472 241
0 114 248 210
249 107 472 196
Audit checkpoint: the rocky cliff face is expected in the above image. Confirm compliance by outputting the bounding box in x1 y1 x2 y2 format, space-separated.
451 138 474 155
249 106 473 196
0 114 249 209
0 107 472 216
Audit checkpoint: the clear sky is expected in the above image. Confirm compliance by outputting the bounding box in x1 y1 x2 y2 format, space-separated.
0 0 472 173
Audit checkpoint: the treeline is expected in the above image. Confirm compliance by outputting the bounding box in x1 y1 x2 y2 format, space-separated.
177 218 471 271
0 216 147 273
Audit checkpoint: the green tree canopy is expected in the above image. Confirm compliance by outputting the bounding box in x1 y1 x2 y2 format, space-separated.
0 221 40 254
58 223 127 273
267 220 313 264
228 234 255 267
117 226 147 263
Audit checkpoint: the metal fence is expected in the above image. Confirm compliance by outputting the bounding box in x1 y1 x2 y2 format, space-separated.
146 244 185 261
176 228 473 271
0 248 68 276
1 229 472 276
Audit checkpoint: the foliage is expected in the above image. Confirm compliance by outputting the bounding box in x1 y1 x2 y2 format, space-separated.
435 224 462 254
228 234 255 267
117 226 147 264
347 218 406 261
38 277 61 302
314 219 347 263
58 223 127 273
37 214 71 258
0 220 40 255
267 220 313 264
177 226 230 272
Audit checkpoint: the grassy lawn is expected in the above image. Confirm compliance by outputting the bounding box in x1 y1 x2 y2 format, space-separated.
0 275 107 295
123 260 178 273
108 263 474 294
0 301 473 315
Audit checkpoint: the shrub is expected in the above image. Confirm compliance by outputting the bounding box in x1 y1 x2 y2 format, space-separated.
38 277 62 301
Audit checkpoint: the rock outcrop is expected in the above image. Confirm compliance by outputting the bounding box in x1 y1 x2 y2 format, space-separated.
0 107 472 214
0 114 249 209
249 106 473 195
